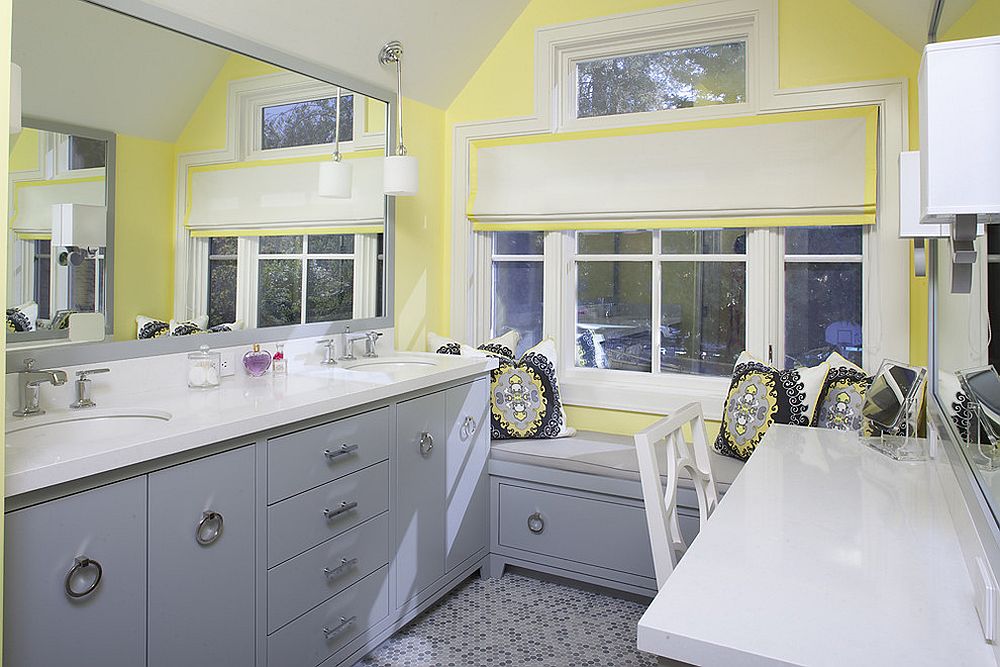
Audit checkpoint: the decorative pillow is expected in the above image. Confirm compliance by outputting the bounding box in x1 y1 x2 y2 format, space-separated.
170 316 209 335
136 315 170 339
575 329 609 369
714 351 829 461
427 330 520 360
940 371 975 442
207 320 243 334
812 352 870 434
489 339 575 440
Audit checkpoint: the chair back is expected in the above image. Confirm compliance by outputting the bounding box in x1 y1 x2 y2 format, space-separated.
634 402 720 589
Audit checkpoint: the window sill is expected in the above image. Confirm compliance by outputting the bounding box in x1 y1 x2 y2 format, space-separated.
559 370 728 421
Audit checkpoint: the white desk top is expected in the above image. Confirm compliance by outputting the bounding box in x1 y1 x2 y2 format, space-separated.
637 424 997 667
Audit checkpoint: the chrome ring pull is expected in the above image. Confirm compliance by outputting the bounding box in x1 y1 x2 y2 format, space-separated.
323 501 358 521
323 556 359 579
196 511 224 546
324 443 359 460
65 556 103 599
419 432 434 457
322 615 357 640
527 512 545 534
461 416 477 439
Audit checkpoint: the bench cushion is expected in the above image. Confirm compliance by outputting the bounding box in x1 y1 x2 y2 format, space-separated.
490 431 743 488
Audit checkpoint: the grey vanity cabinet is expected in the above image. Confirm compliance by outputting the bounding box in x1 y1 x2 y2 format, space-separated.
147 445 256 667
445 378 490 571
395 390 447 604
3 476 147 667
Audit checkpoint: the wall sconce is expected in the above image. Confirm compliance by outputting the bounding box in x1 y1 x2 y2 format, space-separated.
10 63 21 135
379 40 418 196
317 86 353 198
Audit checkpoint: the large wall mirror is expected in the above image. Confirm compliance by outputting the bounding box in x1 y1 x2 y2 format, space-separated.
8 0 393 360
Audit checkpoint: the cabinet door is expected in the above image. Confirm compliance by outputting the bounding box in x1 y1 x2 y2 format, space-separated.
4 476 147 667
445 378 490 572
395 391 446 604
147 446 255 667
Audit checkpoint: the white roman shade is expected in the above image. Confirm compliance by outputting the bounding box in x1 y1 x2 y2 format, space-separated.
186 153 386 236
468 107 878 230
9 176 106 238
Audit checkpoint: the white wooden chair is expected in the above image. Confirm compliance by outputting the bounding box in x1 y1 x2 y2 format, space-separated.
634 402 720 589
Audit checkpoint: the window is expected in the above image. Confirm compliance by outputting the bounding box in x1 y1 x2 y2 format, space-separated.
208 237 237 327
261 95 353 150
67 249 104 313
33 240 51 319
574 230 746 376
576 41 747 119
67 136 107 170
491 232 544 357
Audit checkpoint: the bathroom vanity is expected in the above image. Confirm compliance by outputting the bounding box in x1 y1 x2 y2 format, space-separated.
3 346 494 667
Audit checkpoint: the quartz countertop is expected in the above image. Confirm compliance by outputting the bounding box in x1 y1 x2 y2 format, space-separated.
4 352 496 499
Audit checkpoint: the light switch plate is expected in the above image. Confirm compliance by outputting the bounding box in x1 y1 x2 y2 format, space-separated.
219 351 236 378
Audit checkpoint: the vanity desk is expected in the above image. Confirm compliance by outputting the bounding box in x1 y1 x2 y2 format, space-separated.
637 424 998 667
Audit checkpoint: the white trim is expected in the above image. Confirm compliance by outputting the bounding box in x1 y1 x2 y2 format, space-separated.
450 0 910 417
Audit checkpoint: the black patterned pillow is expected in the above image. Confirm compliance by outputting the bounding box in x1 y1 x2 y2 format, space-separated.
941 371 975 442
490 339 574 440
715 351 829 461
813 352 870 434
427 330 519 359
136 315 170 339
6 308 31 332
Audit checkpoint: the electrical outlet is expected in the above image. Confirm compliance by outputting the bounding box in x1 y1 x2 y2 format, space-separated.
219 351 236 378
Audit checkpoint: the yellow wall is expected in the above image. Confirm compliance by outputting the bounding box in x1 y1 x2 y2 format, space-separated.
944 0 1000 41
114 135 175 338
436 0 934 436
8 127 37 172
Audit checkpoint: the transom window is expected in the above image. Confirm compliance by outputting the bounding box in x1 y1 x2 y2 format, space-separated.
261 94 354 150
576 41 747 119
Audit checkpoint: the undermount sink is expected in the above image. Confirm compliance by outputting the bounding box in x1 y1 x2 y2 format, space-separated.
344 358 438 371
7 408 173 443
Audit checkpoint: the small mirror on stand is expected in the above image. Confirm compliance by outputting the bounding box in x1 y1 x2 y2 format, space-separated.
862 360 927 461
956 365 1000 471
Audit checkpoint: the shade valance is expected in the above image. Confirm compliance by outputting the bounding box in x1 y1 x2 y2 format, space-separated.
185 151 385 235
9 176 106 237
468 106 878 231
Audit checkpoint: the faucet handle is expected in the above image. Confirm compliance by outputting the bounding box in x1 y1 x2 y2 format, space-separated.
77 368 110 379
317 339 337 366
23 358 36 371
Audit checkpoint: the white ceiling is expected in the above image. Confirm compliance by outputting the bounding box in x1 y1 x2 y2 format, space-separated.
12 0 230 142
138 0 532 109
849 0 977 50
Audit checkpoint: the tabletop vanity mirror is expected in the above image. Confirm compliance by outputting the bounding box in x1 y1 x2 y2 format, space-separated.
7 0 394 366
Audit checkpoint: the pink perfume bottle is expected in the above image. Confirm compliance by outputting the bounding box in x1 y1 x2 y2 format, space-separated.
243 343 272 377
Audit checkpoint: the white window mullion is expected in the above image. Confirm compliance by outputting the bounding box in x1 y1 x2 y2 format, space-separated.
473 232 492 344
240 237 258 328
651 232 663 375
560 232 578 373
542 231 562 343
744 227 772 364
299 237 309 325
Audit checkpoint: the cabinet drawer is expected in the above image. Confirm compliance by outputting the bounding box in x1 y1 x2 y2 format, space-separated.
268 512 389 632
268 461 389 567
267 566 389 667
4 477 147 667
498 483 655 578
268 407 389 504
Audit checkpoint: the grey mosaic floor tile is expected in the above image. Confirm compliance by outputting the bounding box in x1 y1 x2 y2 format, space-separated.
356 572 659 667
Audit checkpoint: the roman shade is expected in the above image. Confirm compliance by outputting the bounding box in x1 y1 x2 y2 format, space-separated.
9 176 106 238
185 151 385 237
468 106 878 231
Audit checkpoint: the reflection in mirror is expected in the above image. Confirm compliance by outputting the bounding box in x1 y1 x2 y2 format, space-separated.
861 359 927 462
10 0 388 350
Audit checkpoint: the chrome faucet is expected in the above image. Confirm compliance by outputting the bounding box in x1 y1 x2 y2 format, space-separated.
13 359 68 417
71 368 110 409
317 339 337 366
343 330 382 360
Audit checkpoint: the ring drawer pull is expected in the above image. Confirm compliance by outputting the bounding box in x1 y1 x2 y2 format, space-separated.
527 512 545 534
324 443 359 460
65 556 103 599
324 501 358 521
419 432 434 457
323 557 359 579
461 416 477 439
196 511 224 546
322 615 356 640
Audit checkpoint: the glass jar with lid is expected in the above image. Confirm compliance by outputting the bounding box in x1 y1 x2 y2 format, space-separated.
188 344 221 389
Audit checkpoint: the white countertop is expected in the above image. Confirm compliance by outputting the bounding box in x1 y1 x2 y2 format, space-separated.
4 352 495 499
637 424 997 667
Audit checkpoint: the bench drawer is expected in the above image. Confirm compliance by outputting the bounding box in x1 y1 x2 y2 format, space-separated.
498 483 656 578
268 407 389 504
268 462 388 567
267 513 389 633
267 566 389 667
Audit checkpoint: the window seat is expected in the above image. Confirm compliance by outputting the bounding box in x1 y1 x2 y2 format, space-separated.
486 431 744 598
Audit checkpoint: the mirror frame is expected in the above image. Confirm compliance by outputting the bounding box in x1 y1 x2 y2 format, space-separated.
8 0 397 370
8 117 116 344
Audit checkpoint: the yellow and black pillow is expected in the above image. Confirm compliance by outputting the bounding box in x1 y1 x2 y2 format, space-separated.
715 352 829 461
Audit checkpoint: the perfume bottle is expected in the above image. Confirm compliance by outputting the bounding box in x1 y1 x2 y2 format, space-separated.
273 343 287 375
243 343 272 377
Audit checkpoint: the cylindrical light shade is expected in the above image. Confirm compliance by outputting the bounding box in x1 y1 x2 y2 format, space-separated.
10 63 21 135
384 155 418 196
317 159 353 198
